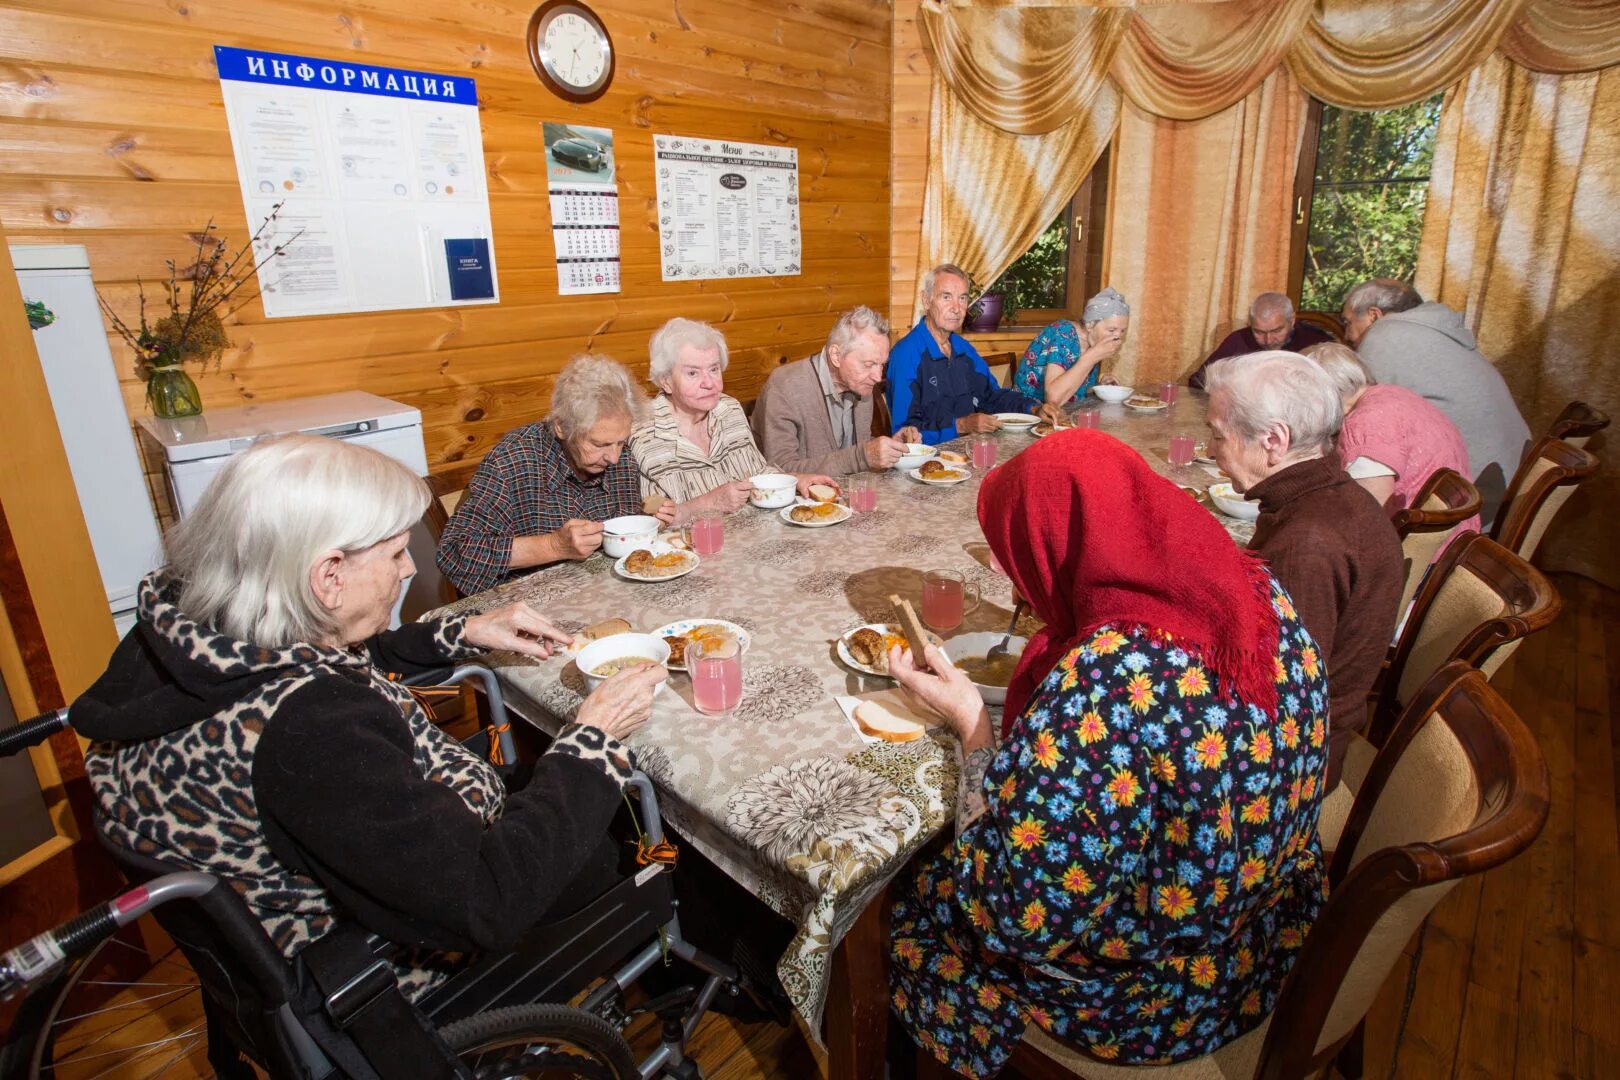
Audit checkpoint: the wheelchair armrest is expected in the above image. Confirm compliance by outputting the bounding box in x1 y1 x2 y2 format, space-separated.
626 771 665 845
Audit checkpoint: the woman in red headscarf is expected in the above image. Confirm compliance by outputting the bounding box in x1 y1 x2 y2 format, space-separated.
886 430 1329 1077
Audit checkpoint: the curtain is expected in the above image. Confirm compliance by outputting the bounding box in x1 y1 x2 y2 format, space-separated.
1417 53 1620 584
1105 66 1311 387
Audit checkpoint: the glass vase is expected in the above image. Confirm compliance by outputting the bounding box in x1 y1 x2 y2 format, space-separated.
146 366 202 419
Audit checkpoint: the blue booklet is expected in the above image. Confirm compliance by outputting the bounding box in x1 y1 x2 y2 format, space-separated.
444 238 494 300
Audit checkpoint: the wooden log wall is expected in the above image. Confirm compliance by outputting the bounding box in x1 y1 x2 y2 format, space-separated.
0 0 892 503
889 0 926 330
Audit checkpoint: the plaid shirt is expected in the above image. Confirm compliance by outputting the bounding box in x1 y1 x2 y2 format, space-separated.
436 422 642 596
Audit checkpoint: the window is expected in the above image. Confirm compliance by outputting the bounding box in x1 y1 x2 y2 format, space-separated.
1292 96 1443 313
979 146 1111 327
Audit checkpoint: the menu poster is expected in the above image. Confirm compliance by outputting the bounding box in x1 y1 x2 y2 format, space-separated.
653 135 800 281
216 45 499 317
543 122 621 296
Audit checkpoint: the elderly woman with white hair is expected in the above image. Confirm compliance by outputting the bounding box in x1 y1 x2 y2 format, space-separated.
1303 342 1477 533
438 354 673 596
630 317 835 518
75 434 664 997
1010 286 1129 407
1204 351 1403 787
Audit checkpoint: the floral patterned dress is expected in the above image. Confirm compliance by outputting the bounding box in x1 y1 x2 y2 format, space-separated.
1012 321 1099 406
890 583 1330 1077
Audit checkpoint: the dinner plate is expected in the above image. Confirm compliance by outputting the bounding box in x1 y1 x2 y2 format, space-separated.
779 500 853 528
994 412 1039 428
653 619 753 671
836 623 947 678
1124 398 1169 412
612 545 700 582
907 466 971 485
1029 422 1074 438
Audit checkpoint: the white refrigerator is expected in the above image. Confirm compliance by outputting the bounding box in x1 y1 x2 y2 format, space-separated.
13 244 164 636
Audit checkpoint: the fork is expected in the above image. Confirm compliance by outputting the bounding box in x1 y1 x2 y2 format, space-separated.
986 599 1026 661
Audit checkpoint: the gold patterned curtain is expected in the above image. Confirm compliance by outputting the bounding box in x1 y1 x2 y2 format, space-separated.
1417 53 1620 584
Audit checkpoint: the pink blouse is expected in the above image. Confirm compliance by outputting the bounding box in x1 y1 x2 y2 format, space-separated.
1337 383 1481 535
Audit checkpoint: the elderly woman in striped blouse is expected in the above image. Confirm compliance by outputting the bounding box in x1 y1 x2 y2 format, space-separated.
629 318 836 524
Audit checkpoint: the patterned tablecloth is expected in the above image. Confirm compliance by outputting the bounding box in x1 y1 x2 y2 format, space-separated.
427 394 1253 1038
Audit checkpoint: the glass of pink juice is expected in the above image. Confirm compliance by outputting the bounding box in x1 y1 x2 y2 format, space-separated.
922 569 980 632
1071 409 1099 429
847 474 878 512
970 434 997 470
689 511 724 555
1169 434 1196 466
689 638 743 715
1159 381 1180 404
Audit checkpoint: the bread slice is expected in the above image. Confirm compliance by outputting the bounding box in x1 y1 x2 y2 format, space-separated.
808 483 839 502
853 700 926 743
572 618 631 651
937 450 968 465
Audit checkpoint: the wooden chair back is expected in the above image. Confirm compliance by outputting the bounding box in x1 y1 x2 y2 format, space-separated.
1255 663 1548 1080
873 382 894 437
1295 310 1345 342
1546 400 1609 450
422 461 482 604
1390 468 1481 618
980 350 1017 389
1372 531 1559 745
1488 436 1599 563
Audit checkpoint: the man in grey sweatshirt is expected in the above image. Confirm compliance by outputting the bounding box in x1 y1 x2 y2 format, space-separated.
1341 279 1531 525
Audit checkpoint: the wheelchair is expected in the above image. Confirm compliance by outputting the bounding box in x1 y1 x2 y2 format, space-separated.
0 673 745 1080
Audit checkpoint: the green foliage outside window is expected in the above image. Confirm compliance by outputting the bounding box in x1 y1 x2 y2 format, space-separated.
1301 96 1443 313
983 213 1069 320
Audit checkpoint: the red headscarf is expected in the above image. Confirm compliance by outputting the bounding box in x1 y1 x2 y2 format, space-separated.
979 430 1282 736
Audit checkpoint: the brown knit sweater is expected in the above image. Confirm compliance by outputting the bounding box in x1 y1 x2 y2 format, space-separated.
1247 457 1403 786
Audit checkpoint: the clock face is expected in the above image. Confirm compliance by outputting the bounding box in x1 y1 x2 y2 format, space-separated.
528 1 614 102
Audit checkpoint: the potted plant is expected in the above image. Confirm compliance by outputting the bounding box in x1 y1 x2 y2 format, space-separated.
98 205 300 419
965 289 1004 333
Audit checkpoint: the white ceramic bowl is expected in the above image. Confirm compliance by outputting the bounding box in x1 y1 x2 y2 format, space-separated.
602 515 660 559
894 443 939 472
749 473 797 509
575 633 671 694
943 632 1027 706
1092 384 1134 404
1208 482 1261 521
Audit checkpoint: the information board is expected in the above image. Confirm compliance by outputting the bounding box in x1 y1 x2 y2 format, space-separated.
215 46 499 318
653 135 801 281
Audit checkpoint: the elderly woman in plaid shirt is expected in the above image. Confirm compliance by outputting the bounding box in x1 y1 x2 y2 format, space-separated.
437 355 675 596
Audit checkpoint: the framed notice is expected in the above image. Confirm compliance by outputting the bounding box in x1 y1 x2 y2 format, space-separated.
214 46 500 318
653 135 800 281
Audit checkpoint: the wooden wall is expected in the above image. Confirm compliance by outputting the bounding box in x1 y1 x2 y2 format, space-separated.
0 0 892 498
889 0 927 330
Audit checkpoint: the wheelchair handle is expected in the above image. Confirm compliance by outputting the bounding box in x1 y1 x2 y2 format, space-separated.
0 708 70 758
0 872 218 1001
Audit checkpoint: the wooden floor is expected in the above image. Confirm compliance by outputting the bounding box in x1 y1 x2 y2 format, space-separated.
34 574 1619 1079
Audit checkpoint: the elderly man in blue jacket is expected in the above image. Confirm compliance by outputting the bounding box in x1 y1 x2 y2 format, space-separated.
887 264 1062 445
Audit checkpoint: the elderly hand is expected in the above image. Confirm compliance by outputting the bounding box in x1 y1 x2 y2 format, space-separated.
889 642 991 744
464 602 573 659
552 519 604 560
1034 402 1066 426
864 435 908 470
650 499 677 526
896 426 923 445
956 413 1002 436
795 474 839 499
574 662 666 741
1087 335 1125 364
1099 373 1119 386
710 480 754 513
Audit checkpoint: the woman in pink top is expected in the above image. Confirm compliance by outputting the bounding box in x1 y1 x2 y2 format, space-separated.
1305 344 1481 536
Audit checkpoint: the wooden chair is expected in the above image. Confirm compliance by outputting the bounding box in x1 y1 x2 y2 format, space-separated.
1005 662 1549 1080
873 381 894 437
1390 468 1481 619
1294 310 1345 342
1545 400 1609 450
981 350 1017 390
1488 436 1599 564
423 460 483 604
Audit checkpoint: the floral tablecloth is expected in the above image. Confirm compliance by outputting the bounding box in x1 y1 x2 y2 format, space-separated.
426 394 1251 1038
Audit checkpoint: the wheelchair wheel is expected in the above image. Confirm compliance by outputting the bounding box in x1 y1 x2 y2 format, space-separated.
438 1004 638 1079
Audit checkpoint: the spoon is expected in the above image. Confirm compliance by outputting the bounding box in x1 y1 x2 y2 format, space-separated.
986 599 1025 661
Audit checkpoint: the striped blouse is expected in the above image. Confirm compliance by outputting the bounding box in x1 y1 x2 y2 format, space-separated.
629 393 771 504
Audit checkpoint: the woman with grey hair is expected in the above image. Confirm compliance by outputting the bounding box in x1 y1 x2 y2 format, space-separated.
75 434 665 999
630 317 835 519
1303 342 1476 523
1010 287 1129 408
438 353 673 596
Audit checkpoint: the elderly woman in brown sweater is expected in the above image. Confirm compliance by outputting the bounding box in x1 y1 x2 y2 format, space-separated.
1203 350 1403 786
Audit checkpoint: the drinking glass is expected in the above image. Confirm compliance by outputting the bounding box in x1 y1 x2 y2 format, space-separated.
1169 435 1197 467
689 511 724 556
1159 381 1180 404
847 474 878 513
689 636 744 715
970 434 997 470
921 569 981 632
1071 409 1100 430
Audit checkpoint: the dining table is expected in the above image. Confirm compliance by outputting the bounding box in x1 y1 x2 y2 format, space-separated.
425 390 1252 1077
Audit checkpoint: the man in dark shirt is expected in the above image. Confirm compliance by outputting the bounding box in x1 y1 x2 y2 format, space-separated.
1187 291 1333 390
437 356 673 596
1204 350 1403 787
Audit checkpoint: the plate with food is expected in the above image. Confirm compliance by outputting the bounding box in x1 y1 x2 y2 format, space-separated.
781 500 853 527
653 619 752 671
613 545 700 582
994 412 1039 428
908 460 971 485
1191 442 1216 466
1124 395 1169 411
1030 420 1074 438
837 623 946 678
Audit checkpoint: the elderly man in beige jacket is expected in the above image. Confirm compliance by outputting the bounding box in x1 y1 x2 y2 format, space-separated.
751 306 919 475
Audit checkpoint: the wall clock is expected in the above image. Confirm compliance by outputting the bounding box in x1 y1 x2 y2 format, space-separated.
527 0 615 104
